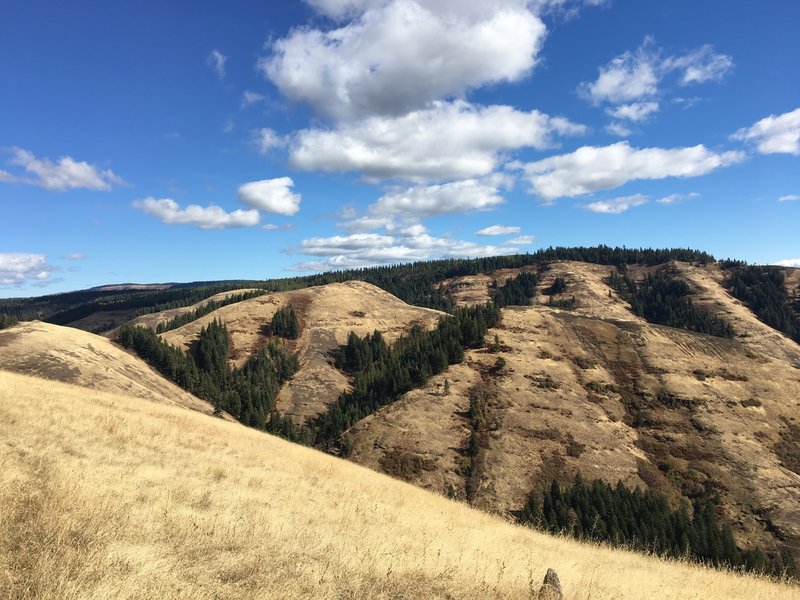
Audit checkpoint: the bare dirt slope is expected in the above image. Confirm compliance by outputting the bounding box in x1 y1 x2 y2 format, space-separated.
350 262 800 560
2 368 795 600
0 321 215 415
160 281 444 421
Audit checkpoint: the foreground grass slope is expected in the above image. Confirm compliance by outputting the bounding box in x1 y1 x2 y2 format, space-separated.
0 370 795 599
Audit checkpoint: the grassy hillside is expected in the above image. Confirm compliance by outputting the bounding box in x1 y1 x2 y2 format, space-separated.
0 321 217 416
0 369 795 599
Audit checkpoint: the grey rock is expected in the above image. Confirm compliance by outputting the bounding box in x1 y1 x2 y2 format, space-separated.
538 568 563 600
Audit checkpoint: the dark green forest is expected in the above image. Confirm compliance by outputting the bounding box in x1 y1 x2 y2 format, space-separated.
270 306 301 339
725 266 800 343
1 246 716 325
519 475 794 578
609 268 734 337
117 320 301 438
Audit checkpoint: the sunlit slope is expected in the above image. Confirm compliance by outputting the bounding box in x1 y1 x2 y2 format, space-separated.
0 369 794 600
350 261 800 558
0 321 215 415
160 280 444 421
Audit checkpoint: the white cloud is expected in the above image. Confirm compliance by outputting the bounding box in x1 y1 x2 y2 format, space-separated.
289 223 520 271
0 169 16 182
207 49 227 79
237 177 301 215
133 198 259 229
290 100 585 181
663 45 734 85
656 192 700 205
241 90 266 108
605 122 633 137
517 142 744 200
779 194 800 202
262 0 547 119
223 119 235 134
506 235 535 245
476 225 521 236
338 215 396 233
370 178 506 217
733 108 800 156
62 252 86 260
774 258 800 268
253 128 286 154
582 194 648 214
0 253 54 286
606 101 659 122
7 148 123 191
579 39 733 121
579 42 659 105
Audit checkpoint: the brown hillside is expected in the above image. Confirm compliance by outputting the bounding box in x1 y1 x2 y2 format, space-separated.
0 321 216 416
160 281 444 421
1 368 796 599
120 287 261 333
349 262 800 562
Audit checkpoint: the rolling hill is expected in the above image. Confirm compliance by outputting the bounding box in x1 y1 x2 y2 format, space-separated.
2 249 799 585
1 368 796 599
0 320 216 416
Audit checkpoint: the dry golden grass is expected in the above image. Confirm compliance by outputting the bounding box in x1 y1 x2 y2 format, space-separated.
0 321 216 417
0 369 795 599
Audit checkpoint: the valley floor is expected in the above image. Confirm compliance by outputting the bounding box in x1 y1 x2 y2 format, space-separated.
0 369 796 599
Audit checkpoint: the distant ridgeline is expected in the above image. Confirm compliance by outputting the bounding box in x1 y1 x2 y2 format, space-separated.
0 246 715 330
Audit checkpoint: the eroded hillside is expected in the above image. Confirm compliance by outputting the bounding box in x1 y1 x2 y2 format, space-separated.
349 261 800 562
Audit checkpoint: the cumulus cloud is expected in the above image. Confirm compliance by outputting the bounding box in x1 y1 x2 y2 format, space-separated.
476 225 521 236
733 108 800 155
606 101 659 122
0 169 17 182
338 215 396 233
663 45 734 85
289 222 520 271
774 258 800 268
370 178 506 217
779 194 800 202
579 38 733 127
582 194 648 214
62 252 86 260
133 198 259 229
516 142 744 200
207 49 227 79
579 42 659 105
237 177 301 215
605 122 633 137
0 253 54 286
6 148 123 191
253 128 285 154
290 100 585 181
262 0 547 119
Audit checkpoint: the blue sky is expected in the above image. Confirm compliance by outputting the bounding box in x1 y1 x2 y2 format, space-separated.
1 0 798 296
